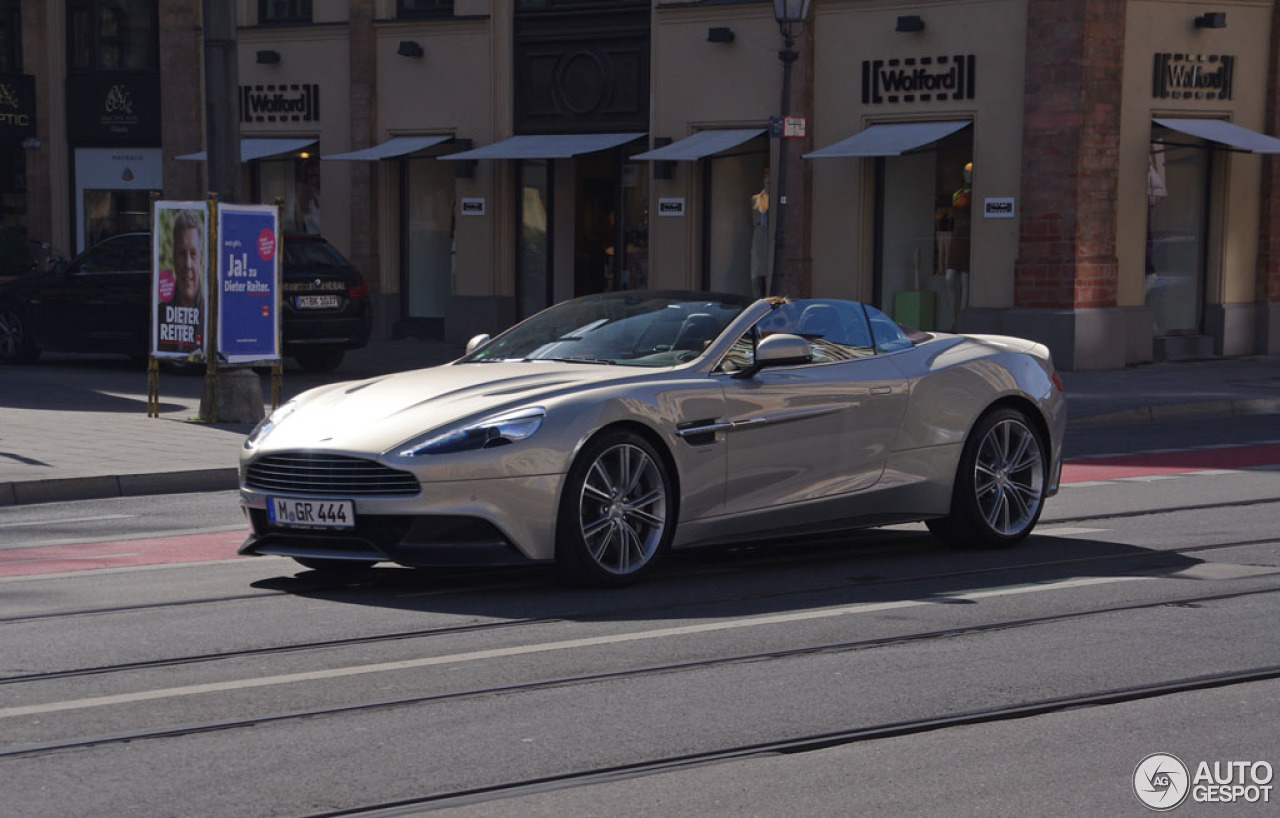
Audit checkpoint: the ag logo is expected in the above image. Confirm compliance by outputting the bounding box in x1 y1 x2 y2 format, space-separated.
0 83 18 108
1134 753 1190 810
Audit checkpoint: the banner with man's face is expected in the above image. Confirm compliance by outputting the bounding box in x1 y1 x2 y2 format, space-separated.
152 202 208 359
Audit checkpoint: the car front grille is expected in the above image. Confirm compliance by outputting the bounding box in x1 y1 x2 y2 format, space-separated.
245 453 420 497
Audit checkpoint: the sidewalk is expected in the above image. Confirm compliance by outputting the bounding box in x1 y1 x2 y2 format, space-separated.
1 345 1277 506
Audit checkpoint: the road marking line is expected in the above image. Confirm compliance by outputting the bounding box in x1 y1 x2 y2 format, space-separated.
0 515 135 529
0 575 1142 720
0 553 139 566
1033 527 1107 537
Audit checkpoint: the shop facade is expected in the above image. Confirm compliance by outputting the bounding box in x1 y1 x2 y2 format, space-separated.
11 0 1280 366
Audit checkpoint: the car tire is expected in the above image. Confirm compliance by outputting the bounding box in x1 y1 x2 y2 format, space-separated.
555 430 676 587
926 407 1048 550
0 302 40 364
292 557 377 573
294 348 345 373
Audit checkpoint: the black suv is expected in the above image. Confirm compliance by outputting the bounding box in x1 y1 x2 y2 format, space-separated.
0 232 372 372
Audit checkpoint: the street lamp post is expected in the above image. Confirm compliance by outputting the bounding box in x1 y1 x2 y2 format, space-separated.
769 0 811 297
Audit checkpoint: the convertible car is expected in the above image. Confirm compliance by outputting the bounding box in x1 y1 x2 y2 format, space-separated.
238 291 1065 586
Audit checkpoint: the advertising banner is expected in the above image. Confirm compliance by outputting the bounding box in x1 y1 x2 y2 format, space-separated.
217 203 280 363
152 201 208 359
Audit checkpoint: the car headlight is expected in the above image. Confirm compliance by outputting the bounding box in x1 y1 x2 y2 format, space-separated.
244 400 299 450
399 406 545 456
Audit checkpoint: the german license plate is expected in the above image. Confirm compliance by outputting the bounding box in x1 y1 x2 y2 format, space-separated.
267 497 355 529
296 295 341 309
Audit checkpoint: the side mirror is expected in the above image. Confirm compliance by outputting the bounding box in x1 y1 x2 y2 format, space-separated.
732 333 812 379
465 333 491 355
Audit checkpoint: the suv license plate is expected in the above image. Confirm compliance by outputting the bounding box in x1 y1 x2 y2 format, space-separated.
267 498 355 529
297 295 341 309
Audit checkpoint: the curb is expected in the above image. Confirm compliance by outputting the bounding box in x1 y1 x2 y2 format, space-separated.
1068 397 1280 428
0 468 239 507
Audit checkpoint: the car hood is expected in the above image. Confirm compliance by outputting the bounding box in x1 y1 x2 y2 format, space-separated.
255 361 654 454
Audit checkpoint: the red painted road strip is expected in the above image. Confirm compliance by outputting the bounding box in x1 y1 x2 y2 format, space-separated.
0 530 248 578
5 443 1278 578
1061 442 1280 484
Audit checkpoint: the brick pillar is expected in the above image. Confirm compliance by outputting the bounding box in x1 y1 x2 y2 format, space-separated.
348 0 384 334
1258 2 1280 353
159 0 205 201
1015 0 1125 310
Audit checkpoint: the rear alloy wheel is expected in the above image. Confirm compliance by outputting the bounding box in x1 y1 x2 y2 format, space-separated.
556 431 675 587
293 557 377 573
0 303 39 364
294 347 345 373
927 407 1047 549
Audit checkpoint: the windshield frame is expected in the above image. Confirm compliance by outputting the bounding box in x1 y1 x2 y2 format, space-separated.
458 291 754 368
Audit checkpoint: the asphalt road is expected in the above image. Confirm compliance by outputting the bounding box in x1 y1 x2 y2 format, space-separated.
2 418 1278 817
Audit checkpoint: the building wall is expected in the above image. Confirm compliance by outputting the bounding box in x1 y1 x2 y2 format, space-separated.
650 3 781 292
237 24 353 255
809 0 1029 307
1118 0 1273 357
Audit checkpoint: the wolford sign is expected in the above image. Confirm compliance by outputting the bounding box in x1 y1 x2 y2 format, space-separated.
863 55 976 105
1153 53 1235 101
240 84 321 124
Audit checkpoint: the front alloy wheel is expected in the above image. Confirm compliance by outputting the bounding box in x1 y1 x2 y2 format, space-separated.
557 431 674 586
927 407 1047 549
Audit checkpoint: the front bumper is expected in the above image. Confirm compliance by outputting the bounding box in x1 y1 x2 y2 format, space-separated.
238 473 564 566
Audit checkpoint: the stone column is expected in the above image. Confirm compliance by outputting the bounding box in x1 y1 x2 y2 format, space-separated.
1008 0 1127 369
1258 1 1280 354
348 0 385 335
20 0 52 253
158 1 205 201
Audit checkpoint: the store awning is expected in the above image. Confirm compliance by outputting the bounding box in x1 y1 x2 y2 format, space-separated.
1154 118 1280 154
176 138 318 162
439 132 646 161
631 128 766 161
803 121 970 159
322 135 452 161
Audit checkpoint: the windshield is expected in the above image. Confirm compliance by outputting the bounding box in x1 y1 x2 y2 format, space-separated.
462 291 752 367
283 238 351 271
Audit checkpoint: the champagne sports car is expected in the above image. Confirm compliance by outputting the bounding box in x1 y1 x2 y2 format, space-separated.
238 291 1066 586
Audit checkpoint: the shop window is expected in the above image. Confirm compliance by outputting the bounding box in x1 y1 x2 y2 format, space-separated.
83 188 153 248
875 126 972 332
0 0 21 73
619 161 648 291
259 0 312 24
518 159 551 319
397 0 454 17
254 154 321 235
402 157 455 326
705 137 768 297
67 0 158 71
1145 135 1209 335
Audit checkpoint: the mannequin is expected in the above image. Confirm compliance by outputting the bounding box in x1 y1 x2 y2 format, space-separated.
946 162 973 330
934 194 954 278
750 170 770 297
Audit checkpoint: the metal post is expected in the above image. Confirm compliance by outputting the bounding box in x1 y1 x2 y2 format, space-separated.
770 34 797 297
203 2 241 204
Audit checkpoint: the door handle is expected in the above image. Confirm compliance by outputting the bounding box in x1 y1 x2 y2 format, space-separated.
869 386 893 395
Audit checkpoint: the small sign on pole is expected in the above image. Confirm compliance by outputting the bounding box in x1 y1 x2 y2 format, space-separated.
783 116 807 138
